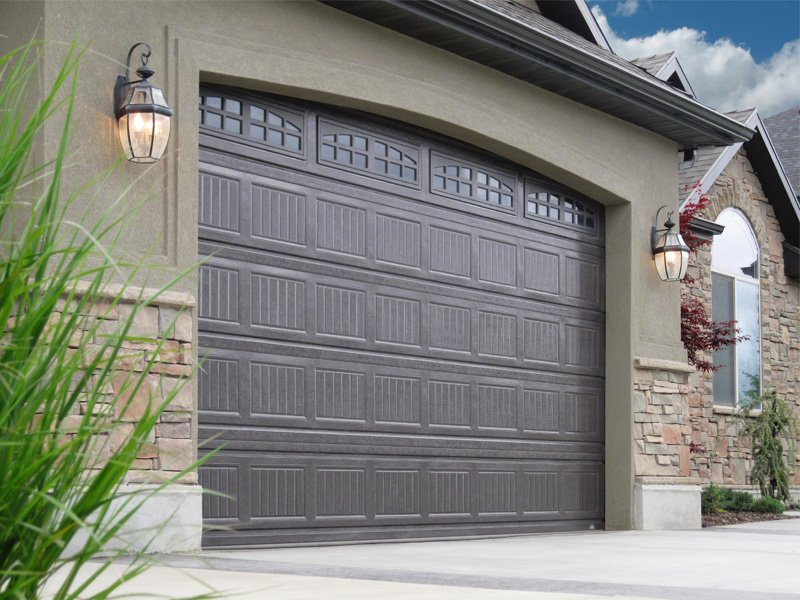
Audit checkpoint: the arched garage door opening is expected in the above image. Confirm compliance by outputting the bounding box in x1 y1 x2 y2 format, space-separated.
197 86 605 547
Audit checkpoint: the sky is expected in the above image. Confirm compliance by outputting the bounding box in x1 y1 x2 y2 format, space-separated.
587 0 800 117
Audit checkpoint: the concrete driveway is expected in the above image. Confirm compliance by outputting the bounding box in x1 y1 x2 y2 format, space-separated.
67 515 800 599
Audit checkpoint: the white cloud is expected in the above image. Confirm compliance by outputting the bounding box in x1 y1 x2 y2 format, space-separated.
614 0 639 17
592 5 800 116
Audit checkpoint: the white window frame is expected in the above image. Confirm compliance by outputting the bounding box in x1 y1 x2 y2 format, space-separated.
710 209 762 409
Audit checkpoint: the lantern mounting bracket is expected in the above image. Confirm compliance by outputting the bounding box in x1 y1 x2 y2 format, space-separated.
651 204 676 252
113 42 173 163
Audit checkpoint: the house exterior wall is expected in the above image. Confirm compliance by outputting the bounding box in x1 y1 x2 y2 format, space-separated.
683 149 800 492
1 0 699 545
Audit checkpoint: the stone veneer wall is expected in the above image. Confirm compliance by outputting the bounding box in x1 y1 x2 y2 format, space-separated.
61 284 197 485
682 149 800 490
633 358 697 484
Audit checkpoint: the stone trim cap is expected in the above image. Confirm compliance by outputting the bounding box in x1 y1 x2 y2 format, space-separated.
635 357 695 373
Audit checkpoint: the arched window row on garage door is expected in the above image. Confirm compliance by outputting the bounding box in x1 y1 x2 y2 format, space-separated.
199 86 601 237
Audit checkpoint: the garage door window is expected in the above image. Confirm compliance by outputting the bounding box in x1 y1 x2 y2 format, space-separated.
200 93 304 154
525 188 597 232
431 153 514 208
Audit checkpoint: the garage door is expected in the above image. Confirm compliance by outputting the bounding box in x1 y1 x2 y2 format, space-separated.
197 86 605 547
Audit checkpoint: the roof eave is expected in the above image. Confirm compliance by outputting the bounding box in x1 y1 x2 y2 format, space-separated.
746 113 800 247
398 0 754 147
454 0 751 144
324 0 753 147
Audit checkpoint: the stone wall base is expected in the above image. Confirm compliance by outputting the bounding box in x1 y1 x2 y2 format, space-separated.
67 483 203 555
634 484 702 530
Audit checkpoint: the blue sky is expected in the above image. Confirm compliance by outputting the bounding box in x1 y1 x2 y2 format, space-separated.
587 0 800 115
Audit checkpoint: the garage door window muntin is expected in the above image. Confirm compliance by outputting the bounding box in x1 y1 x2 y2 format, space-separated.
711 208 761 408
200 91 305 158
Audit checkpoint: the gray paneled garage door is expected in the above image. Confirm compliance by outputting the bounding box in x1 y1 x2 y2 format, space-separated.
197 86 605 547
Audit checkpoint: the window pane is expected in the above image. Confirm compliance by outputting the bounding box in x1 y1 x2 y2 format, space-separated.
712 210 759 278
712 273 735 406
736 280 760 404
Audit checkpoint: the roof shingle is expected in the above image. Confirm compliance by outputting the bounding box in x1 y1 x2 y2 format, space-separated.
764 106 800 194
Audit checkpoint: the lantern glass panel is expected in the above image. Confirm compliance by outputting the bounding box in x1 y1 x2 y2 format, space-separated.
117 114 132 160
151 87 168 107
119 111 156 163
151 113 171 159
132 86 153 105
653 230 689 281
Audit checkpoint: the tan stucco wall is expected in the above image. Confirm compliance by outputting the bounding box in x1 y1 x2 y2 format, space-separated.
1 0 690 530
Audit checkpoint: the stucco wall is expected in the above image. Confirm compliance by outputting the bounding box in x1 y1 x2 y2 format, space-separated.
1 0 692 530
682 149 800 490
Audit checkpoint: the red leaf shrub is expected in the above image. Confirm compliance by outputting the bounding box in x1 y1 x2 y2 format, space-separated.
679 183 747 372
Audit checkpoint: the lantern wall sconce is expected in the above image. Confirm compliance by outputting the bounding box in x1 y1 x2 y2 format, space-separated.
651 205 690 282
114 42 173 163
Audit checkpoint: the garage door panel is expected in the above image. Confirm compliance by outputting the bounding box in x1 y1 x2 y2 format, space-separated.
200 332 603 391
197 342 606 450
198 414 606 451
200 430 604 463
199 87 605 546
198 257 604 377
200 454 603 529
198 347 603 443
199 242 603 325
199 156 604 259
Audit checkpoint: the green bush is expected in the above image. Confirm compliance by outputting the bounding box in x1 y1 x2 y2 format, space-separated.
721 489 755 511
749 497 785 514
701 485 724 514
701 485 786 515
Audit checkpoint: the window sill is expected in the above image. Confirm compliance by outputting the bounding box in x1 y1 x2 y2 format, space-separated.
713 405 762 417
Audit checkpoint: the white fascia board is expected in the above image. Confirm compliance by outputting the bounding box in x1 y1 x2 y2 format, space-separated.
576 0 612 51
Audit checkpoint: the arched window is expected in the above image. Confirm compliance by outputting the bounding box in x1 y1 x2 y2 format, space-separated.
711 209 761 407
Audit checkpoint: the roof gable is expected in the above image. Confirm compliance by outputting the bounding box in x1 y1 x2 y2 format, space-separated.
679 108 800 249
632 52 695 97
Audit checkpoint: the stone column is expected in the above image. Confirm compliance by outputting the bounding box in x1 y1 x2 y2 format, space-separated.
632 357 702 529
